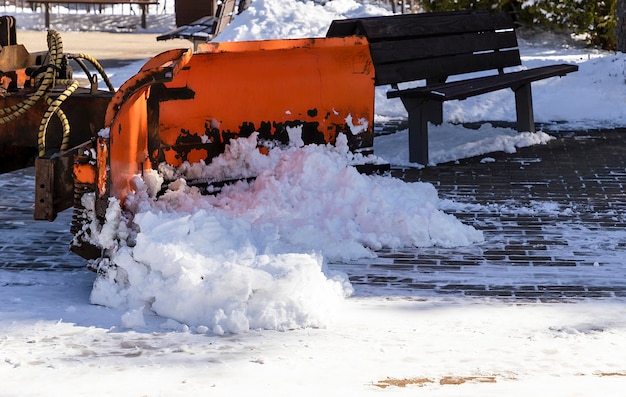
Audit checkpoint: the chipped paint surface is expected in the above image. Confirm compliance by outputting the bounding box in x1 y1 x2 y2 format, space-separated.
154 36 375 167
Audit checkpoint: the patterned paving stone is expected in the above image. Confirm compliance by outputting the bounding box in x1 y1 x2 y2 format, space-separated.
0 168 84 270
3 129 626 301
331 129 626 300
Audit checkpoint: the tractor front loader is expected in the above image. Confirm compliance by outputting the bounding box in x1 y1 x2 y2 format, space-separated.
0 16 376 262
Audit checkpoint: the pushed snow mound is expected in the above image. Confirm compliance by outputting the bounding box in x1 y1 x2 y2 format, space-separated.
217 0 391 41
89 134 483 334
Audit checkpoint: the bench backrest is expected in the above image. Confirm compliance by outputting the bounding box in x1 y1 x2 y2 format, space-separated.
326 10 520 86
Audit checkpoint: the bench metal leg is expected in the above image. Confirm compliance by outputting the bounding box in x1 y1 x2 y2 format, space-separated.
424 99 443 125
401 97 442 165
514 83 535 133
45 4 50 29
141 4 147 29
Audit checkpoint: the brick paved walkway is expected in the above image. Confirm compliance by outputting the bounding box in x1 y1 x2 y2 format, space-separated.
3 129 626 300
331 129 626 300
0 168 83 270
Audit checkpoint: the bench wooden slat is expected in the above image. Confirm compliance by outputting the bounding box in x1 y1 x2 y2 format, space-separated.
330 11 521 86
387 64 579 101
370 30 518 65
325 19 362 38
363 11 514 40
327 10 515 41
375 48 521 86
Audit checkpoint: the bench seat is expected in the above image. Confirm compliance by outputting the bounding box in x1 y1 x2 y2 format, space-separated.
327 10 579 164
387 64 578 101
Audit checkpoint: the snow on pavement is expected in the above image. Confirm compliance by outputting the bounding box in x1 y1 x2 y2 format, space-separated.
3 271 626 396
2 0 626 395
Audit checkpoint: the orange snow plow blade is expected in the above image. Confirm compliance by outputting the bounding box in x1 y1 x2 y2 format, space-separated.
101 36 375 202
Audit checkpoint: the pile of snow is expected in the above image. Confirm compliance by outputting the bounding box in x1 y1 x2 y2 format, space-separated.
8 0 626 332
47 0 625 331
217 0 391 41
85 134 482 333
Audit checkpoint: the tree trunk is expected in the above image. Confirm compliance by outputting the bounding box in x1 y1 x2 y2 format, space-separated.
616 0 626 52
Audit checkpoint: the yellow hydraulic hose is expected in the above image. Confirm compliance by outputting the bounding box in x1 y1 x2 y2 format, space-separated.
0 31 60 121
43 95 71 151
68 53 115 92
38 79 79 156
0 30 113 156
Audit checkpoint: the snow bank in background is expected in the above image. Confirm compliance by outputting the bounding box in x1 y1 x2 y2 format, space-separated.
527 52 626 129
89 134 483 333
376 41 626 131
440 52 626 128
217 0 390 41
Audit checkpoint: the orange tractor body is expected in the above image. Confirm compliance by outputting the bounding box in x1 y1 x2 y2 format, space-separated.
0 16 376 259
95 36 375 204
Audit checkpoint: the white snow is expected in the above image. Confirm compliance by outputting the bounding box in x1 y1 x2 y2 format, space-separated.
83 134 482 334
2 0 626 395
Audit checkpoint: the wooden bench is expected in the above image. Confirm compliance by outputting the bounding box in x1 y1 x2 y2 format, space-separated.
327 10 579 164
28 0 159 29
156 0 237 49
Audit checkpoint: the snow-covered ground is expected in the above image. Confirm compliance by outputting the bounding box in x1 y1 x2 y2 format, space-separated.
2 0 626 396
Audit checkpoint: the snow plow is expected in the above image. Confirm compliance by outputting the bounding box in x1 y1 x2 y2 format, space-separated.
0 18 376 260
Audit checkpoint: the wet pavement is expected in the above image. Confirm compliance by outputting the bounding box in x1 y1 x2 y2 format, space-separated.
333 129 626 299
2 129 626 300
0 168 84 271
